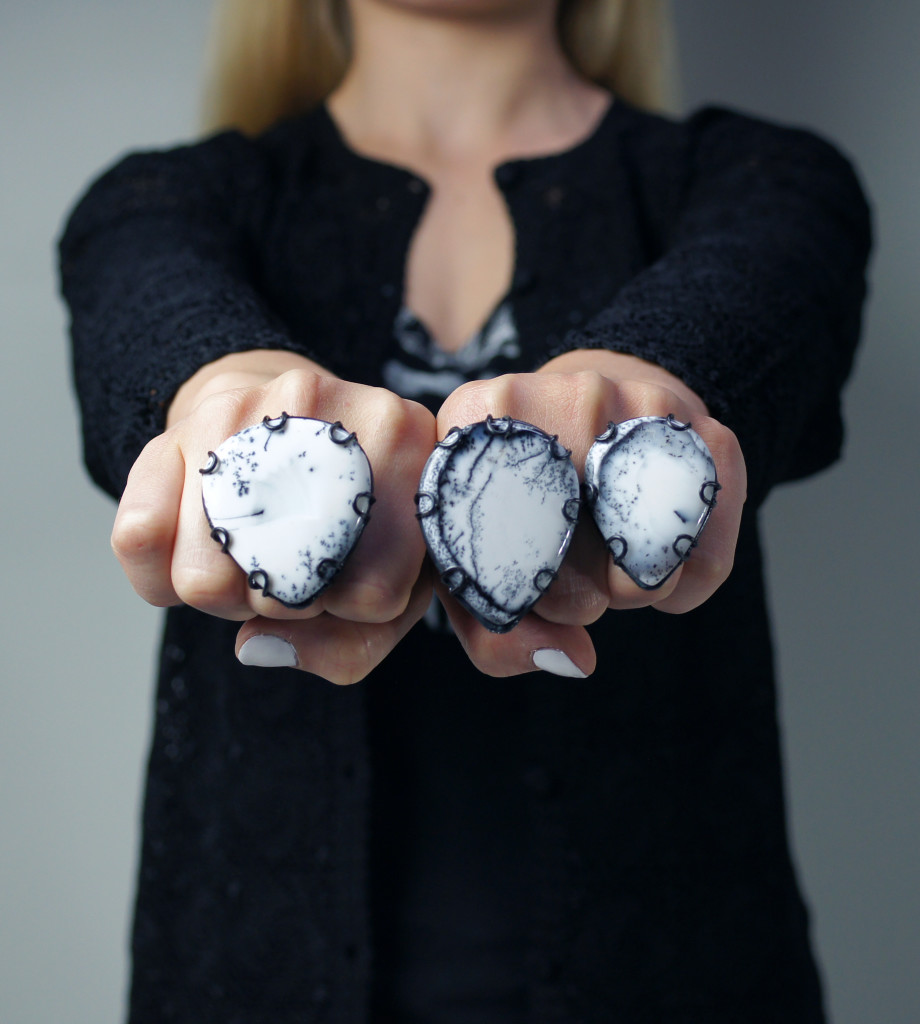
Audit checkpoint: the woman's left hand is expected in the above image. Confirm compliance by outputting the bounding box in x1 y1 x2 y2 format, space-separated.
433 349 747 678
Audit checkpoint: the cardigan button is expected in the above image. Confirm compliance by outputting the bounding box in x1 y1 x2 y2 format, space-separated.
164 643 185 664
406 177 426 194
311 984 329 1005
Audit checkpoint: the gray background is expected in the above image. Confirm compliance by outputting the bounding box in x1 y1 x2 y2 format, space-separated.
0 1 916 1021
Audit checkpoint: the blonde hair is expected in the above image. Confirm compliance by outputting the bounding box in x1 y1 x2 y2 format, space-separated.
202 0 676 136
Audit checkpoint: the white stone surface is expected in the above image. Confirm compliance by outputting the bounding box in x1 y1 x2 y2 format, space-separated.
585 416 718 588
201 416 373 607
417 418 579 631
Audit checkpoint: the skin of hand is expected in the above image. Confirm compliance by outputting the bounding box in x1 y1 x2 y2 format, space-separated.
431 348 747 679
111 349 438 684
112 348 745 684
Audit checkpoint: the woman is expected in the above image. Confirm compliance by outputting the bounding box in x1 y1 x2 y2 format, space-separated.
60 0 871 1020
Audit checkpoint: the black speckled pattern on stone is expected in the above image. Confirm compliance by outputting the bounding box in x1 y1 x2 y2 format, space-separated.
201 416 373 608
584 416 718 588
417 418 579 632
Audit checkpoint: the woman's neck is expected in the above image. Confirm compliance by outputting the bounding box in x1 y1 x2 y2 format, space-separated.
327 0 611 172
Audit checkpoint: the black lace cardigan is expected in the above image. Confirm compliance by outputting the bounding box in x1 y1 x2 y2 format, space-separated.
59 98 870 1023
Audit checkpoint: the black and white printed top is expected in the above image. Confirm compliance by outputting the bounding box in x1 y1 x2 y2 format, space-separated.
383 299 520 407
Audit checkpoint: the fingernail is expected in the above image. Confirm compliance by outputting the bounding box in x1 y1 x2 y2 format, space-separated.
532 648 588 678
238 635 298 669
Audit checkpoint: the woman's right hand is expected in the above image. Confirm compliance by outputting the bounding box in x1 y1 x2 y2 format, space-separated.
111 350 437 683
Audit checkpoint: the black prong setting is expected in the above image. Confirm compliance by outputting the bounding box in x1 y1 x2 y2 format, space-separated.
329 421 356 445
262 412 290 432
210 526 231 553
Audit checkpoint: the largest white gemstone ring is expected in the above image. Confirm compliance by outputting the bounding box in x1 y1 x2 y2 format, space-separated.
416 416 581 633
200 413 374 608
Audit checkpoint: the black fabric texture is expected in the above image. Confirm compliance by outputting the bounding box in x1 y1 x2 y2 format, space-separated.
59 97 871 1023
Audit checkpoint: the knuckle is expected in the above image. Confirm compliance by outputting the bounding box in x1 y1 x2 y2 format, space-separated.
374 386 408 421
606 568 655 610
171 564 236 614
273 367 325 416
111 506 171 564
538 577 607 625
616 379 676 418
321 627 379 686
697 545 734 589
458 627 509 677
501 372 529 410
453 375 515 423
192 387 253 432
568 369 607 405
367 389 427 445
401 396 438 443
327 578 408 624
550 371 609 447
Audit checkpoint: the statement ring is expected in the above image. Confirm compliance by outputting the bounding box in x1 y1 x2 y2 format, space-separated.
583 414 719 589
200 414 374 608
415 416 580 633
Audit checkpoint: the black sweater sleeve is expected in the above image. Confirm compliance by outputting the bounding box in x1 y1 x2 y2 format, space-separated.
559 107 872 506
59 130 306 500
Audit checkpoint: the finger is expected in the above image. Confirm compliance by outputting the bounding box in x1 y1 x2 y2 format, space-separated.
165 399 261 620
171 453 257 620
316 392 433 623
529 516 609 625
439 583 596 679
111 433 185 607
235 569 434 685
652 420 746 614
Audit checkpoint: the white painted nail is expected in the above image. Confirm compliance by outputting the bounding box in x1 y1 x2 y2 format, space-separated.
532 648 588 679
238 635 298 669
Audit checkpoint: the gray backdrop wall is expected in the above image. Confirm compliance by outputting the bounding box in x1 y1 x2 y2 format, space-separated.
1 2 916 1021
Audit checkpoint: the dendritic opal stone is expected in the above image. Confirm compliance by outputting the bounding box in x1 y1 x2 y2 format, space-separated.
416 416 581 633
200 414 374 608
584 415 719 589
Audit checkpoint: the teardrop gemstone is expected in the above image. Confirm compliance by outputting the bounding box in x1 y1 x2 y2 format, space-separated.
200 415 373 608
416 416 580 632
584 415 719 589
